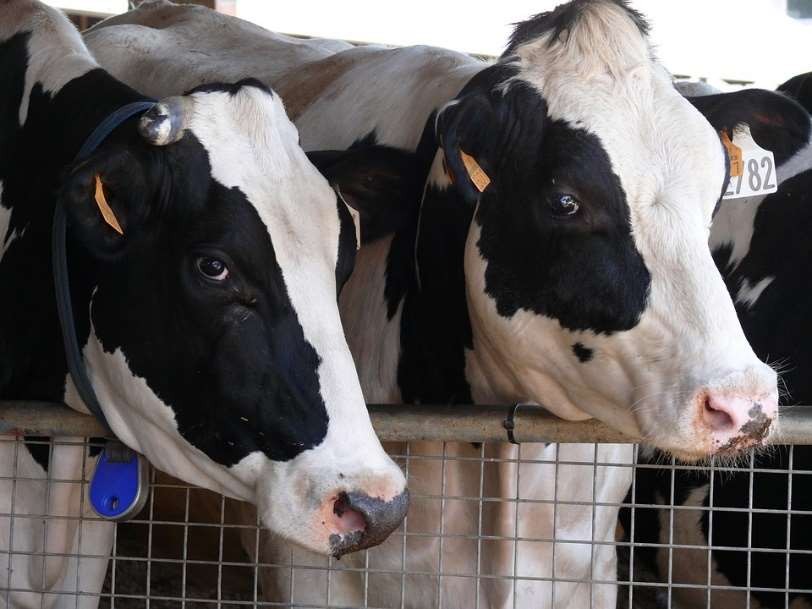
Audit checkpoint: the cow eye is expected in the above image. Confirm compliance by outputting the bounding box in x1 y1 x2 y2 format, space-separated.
550 193 580 217
196 256 229 281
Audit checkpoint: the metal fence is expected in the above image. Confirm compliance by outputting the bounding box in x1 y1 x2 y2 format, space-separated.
2 404 812 609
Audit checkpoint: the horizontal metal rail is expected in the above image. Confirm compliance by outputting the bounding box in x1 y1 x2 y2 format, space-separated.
2 401 812 444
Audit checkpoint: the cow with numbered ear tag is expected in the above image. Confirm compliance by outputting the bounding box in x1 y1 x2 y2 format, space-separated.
0 2 413 607
82 1 783 607
622 82 812 609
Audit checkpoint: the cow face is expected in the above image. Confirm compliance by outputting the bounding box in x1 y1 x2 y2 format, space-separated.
60 82 407 555
432 1 778 460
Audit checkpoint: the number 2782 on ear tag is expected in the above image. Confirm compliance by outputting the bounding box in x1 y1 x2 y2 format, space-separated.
722 126 778 200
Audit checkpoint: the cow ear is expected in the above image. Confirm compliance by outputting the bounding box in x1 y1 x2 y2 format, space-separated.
436 83 546 205
59 149 155 260
778 72 812 114
307 145 422 244
687 89 811 166
435 92 499 205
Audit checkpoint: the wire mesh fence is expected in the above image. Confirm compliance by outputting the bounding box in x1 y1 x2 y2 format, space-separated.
2 425 811 609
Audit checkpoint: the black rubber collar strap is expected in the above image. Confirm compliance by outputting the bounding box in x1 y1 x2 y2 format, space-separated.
52 100 155 433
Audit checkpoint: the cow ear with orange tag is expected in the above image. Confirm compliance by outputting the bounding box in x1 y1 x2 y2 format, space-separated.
459 150 491 193
93 175 124 236
720 130 743 178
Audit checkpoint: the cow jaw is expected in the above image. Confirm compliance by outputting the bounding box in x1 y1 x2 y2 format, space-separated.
77 325 407 555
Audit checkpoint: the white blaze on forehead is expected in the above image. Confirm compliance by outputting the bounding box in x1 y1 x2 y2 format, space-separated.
510 4 726 216
508 1 729 333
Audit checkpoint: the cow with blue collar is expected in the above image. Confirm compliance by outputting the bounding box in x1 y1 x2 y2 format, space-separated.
618 80 812 609
85 1 788 607
0 1 412 607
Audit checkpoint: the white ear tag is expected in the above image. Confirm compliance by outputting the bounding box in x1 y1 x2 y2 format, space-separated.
335 186 361 250
722 125 778 200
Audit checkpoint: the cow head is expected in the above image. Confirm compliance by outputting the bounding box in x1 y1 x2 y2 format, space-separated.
428 0 778 460
60 80 407 555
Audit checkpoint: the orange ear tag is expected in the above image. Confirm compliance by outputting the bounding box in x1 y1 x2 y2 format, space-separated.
459 150 491 193
720 130 743 178
94 175 124 235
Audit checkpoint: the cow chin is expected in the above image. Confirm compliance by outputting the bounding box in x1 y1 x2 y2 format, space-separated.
467 312 778 463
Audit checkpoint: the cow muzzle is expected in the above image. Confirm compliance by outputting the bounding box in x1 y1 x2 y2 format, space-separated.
697 390 778 453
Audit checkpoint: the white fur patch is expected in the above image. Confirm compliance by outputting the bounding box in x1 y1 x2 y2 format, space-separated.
777 132 812 185
736 276 774 309
710 194 766 270
338 234 404 403
1 2 98 126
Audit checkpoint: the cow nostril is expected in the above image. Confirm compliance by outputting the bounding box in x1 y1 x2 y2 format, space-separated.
332 492 367 535
329 489 410 557
703 395 736 432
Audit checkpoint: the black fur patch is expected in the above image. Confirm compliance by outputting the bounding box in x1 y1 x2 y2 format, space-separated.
187 77 273 98
503 0 649 57
572 342 593 362
307 142 424 246
778 71 812 114
453 80 650 334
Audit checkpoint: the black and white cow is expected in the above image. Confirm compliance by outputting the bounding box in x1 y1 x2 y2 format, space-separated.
85 1 786 607
0 1 411 607
620 81 812 609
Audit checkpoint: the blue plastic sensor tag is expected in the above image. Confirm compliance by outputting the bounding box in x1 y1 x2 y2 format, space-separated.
89 442 150 521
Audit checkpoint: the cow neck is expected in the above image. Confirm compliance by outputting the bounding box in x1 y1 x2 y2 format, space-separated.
53 99 156 432
341 131 480 407
0 67 144 401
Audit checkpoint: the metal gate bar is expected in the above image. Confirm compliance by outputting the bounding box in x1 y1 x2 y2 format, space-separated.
3 402 812 444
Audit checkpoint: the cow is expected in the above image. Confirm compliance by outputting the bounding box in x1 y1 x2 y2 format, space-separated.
0 1 412 607
779 71 812 114
619 81 812 608
84 1 786 607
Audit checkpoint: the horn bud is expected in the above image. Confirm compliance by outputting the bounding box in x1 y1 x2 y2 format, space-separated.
138 97 193 146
